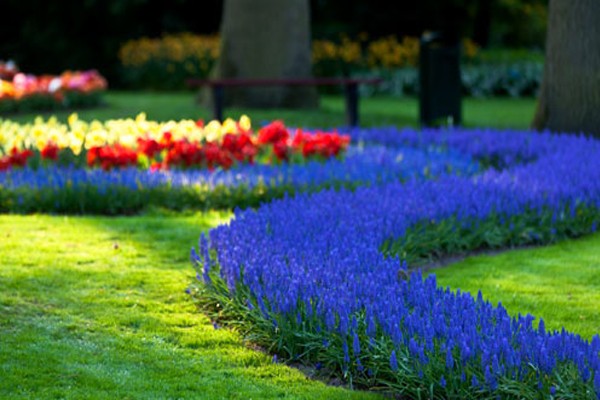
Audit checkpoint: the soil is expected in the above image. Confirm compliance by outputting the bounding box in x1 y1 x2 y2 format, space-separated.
413 242 543 273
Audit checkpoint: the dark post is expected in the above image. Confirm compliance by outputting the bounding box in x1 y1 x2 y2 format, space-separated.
419 32 462 127
344 82 359 127
212 84 225 122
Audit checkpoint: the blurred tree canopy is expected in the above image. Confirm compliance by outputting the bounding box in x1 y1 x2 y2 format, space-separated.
0 0 547 87
0 0 222 83
311 0 548 48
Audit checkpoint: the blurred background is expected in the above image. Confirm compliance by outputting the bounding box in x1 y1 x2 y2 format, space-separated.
0 0 547 94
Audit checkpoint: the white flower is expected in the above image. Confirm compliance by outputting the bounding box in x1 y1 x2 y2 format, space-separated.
48 78 62 93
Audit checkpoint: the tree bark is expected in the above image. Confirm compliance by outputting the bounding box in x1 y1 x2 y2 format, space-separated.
532 0 600 136
205 0 318 109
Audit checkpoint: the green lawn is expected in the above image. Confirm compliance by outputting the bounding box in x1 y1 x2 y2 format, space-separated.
2 213 599 399
0 213 378 399
432 234 600 340
3 91 537 130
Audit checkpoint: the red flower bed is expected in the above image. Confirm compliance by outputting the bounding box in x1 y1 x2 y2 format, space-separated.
0 147 34 171
0 120 351 172
87 144 138 170
292 130 351 158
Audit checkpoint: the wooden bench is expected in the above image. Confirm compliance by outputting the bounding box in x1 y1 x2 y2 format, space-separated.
186 77 383 127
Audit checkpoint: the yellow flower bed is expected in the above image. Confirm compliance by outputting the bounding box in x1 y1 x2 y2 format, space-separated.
366 36 420 68
119 33 220 70
312 36 363 66
0 113 251 155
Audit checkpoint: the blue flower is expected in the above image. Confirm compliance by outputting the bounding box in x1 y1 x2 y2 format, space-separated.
390 350 398 372
440 375 447 388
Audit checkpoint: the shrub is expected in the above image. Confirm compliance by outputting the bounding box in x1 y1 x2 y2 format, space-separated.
354 62 543 98
118 33 219 90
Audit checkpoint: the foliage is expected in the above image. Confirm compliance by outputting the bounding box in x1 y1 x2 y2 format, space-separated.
313 37 543 99
468 47 545 65
460 63 542 97
191 126 600 399
490 0 548 48
355 62 543 98
118 33 219 90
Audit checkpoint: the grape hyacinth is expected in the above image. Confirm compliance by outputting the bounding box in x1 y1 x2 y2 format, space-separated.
192 127 600 398
0 144 477 191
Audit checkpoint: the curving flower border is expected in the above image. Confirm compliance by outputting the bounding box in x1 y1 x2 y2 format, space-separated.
192 126 600 399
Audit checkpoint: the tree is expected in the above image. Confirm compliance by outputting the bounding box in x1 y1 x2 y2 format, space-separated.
206 0 318 108
532 0 600 136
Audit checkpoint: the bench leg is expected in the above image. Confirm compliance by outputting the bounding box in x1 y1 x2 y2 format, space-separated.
344 83 359 127
212 85 224 122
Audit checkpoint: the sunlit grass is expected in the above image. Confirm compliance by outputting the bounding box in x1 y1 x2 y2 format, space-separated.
0 214 379 399
431 233 600 340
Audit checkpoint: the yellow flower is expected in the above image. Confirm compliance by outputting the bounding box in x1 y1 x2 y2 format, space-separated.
239 115 251 131
70 140 83 155
135 112 147 124
32 126 45 140
120 133 137 149
35 138 47 151
71 127 86 142
68 113 78 127
221 118 237 135
86 129 108 149
204 120 223 142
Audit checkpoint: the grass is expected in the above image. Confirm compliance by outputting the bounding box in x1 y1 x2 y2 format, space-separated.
431 234 600 340
2 213 599 399
0 213 379 399
2 91 537 130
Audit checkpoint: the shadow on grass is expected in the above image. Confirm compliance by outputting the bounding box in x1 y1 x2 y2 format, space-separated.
0 214 379 399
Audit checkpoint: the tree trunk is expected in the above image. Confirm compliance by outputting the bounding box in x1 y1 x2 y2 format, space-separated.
532 0 600 136
205 0 318 109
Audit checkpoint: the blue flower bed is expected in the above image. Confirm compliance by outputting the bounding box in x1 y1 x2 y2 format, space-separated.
191 127 600 399
0 144 478 214
347 126 559 168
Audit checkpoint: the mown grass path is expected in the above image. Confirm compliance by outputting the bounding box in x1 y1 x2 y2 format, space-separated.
432 234 600 340
0 214 378 400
